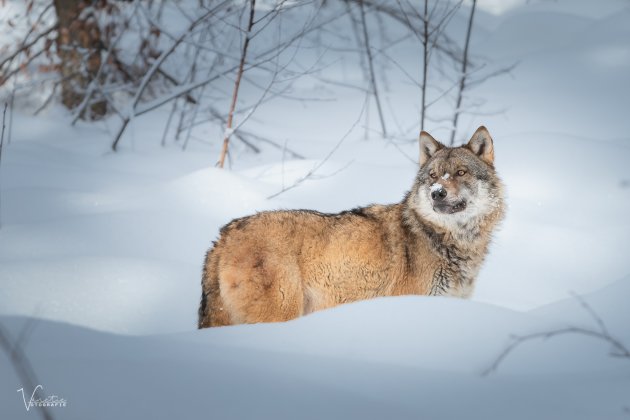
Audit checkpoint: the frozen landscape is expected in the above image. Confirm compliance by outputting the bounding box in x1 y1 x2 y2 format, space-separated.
1 0 629 419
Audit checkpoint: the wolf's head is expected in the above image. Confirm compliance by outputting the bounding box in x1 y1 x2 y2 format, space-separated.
409 126 504 232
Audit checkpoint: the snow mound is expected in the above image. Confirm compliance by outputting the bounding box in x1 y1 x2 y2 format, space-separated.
1 277 629 420
0 257 199 334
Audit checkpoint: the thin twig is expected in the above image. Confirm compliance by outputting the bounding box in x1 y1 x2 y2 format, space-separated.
267 93 368 199
161 99 179 147
357 0 387 137
8 88 14 145
217 0 256 168
113 1 346 145
111 3 228 151
0 24 57 79
483 294 630 376
449 0 476 146
420 0 428 133
0 102 7 229
0 320 54 420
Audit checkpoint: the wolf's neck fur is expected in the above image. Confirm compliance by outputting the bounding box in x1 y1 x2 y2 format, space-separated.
402 186 504 250
400 192 504 296
403 196 502 251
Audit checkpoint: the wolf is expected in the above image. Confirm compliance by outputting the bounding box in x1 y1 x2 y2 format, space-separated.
198 126 505 328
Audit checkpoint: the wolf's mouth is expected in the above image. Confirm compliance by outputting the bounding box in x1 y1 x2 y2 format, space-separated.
433 200 467 214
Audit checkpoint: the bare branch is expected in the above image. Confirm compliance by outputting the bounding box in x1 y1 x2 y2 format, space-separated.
484 294 630 376
0 21 57 81
449 0 476 146
357 0 387 137
217 0 257 168
268 92 368 199
0 102 6 229
0 320 54 420
111 4 227 151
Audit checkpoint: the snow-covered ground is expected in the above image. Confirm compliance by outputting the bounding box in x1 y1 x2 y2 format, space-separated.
1 1 630 419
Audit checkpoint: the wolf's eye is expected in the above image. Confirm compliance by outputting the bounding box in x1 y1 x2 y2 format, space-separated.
457 170 466 176
430 172 437 179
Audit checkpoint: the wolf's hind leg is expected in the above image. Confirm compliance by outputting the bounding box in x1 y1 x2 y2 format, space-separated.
198 248 232 328
219 258 304 324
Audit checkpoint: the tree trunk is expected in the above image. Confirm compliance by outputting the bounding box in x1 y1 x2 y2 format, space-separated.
53 0 106 119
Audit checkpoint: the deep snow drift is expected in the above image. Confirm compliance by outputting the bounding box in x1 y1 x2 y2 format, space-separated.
1 0 629 419
2 281 630 420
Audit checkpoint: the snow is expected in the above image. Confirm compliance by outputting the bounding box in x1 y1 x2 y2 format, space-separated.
1 1 630 419
1 283 629 419
222 126 235 139
430 182 443 192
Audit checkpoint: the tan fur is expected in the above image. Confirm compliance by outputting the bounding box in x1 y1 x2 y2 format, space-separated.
198 127 505 328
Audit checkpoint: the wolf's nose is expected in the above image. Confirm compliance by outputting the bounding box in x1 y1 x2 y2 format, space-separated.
431 188 447 200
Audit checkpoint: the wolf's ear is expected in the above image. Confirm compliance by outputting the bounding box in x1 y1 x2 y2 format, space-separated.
466 126 495 165
419 131 444 167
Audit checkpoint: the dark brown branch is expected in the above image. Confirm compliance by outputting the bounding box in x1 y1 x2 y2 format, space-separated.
0 24 58 81
217 0 256 168
0 46 49 87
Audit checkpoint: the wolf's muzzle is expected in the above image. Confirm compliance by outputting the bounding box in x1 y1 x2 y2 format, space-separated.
431 188 447 200
433 200 467 214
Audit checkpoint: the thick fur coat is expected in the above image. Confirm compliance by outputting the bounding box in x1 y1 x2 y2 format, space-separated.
198 126 505 328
